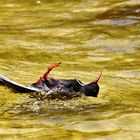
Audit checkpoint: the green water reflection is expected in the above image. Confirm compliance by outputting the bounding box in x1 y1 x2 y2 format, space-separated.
0 0 140 139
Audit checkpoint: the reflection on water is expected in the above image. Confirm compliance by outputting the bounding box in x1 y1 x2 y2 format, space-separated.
0 0 140 139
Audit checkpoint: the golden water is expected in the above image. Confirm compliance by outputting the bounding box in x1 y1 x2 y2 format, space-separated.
0 0 140 139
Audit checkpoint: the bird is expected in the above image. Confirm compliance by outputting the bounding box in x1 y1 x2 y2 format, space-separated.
0 62 101 100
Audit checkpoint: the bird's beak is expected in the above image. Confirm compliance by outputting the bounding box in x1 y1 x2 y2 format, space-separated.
92 73 102 83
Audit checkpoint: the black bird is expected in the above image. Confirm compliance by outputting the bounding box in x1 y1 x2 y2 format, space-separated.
0 63 101 99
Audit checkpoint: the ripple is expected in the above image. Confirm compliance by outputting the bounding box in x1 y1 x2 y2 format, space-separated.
114 70 140 79
0 3 21 8
89 132 140 140
64 113 140 133
85 39 140 54
92 18 138 26
0 128 44 135
73 7 109 13
114 113 140 131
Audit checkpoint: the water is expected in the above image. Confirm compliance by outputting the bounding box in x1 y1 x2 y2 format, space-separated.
0 0 140 139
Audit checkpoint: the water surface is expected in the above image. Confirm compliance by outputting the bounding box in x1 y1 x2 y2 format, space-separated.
0 0 140 140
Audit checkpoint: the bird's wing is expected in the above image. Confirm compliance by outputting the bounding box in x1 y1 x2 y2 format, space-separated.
0 74 40 93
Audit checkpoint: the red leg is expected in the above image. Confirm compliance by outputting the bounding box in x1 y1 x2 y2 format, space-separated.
35 62 62 83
